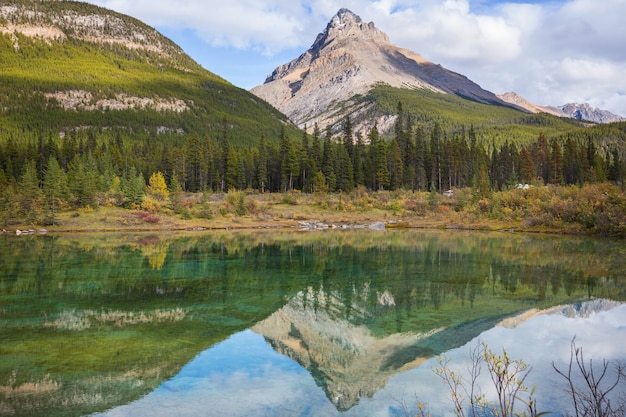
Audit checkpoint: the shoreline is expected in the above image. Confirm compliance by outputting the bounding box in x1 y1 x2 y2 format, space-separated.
2 185 624 238
0 208 576 237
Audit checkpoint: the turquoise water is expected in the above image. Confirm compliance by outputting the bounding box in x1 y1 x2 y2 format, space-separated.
1 229 624 416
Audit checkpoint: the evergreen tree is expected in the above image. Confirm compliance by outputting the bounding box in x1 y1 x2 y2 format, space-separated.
226 145 240 191
322 127 336 191
402 121 416 189
82 156 100 208
608 148 624 186
430 122 443 192
374 136 389 191
0 180 17 227
563 137 582 185
43 156 68 225
18 160 42 222
122 168 145 208
342 116 354 161
548 139 563 184
168 146 187 192
237 152 247 190
257 135 269 193
519 147 535 184
185 134 207 192
279 127 299 192
532 133 549 183
387 139 403 190
353 132 365 187
336 144 354 192
414 126 427 191
219 120 230 192
311 123 322 170
300 128 312 192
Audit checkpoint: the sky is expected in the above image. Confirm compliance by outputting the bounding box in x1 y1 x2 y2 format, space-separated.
84 0 626 116
94 303 626 416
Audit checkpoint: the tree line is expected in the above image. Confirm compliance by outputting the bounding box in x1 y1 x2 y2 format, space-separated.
0 104 624 225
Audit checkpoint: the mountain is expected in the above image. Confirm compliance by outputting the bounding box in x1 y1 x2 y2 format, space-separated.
253 286 510 411
559 102 625 124
251 8 520 134
0 0 294 146
498 92 625 124
497 92 566 118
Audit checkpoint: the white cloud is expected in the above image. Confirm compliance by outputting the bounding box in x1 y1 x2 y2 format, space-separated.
84 0 626 115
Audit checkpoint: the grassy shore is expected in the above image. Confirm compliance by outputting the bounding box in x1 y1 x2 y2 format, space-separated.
3 184 626 237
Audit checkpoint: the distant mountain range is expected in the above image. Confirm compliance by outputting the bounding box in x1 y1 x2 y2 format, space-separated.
498 92 625 124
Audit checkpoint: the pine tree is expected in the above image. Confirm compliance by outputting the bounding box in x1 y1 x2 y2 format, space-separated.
311 123 322 170
279 127 299 192
122 168 145 208
414 126 427 191
353 132 365 187
519 147 535 184
219 119 230 192
387 139 403 190
322 127 336 192
185 134 207 192
168 147 187 191
300 128 312 192
342 116 354 161
430 122 443 192
548 139 563 184
533 134 549 183
226 145 240 191
43 156 68 225
563 137 582 185
375 137 389 191
608 148 623 186
257 135 269 193
336 144 354 192
18 160 43 222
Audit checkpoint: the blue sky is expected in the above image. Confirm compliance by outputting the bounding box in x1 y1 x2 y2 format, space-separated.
85 0 626 116
93 304 626 416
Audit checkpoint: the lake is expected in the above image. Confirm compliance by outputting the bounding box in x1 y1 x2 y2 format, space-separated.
1 229 625 416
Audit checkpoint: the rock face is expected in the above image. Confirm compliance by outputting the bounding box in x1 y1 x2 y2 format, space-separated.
497 92 566 117
251 9 512 133
559 103 625 124
0 3 185 60
498 92 625 124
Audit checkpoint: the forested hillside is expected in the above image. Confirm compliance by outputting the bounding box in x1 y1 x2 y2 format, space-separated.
0 1 296 143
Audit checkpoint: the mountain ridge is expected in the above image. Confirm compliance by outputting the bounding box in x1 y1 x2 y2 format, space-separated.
498 92 625 124
0 0 295 146
251 8 522 134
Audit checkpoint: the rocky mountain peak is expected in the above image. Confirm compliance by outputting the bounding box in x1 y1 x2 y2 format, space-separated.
498 92 625 124
311 8 389 51
252 8 512 134
560 103 625 124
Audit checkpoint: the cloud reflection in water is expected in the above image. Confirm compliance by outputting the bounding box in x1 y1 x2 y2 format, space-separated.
94 301 626 417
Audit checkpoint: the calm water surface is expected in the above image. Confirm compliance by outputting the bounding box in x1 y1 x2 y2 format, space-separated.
1 229 625 416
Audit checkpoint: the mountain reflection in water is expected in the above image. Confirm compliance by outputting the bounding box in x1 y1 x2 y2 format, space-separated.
2 230 625 417
95 299 626 417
